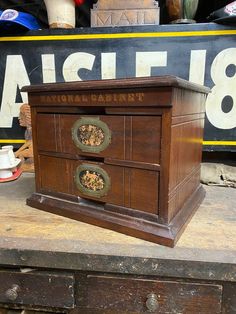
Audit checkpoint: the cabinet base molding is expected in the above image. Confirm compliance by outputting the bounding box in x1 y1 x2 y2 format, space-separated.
27 185 205 247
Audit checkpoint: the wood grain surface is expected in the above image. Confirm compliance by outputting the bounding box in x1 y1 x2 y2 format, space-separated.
0 174 235 265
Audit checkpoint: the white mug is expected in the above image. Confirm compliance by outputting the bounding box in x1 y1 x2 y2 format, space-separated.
0 149 12 169
2 145 15 165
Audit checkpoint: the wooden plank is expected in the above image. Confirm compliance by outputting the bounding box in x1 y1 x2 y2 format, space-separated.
0 174 235 281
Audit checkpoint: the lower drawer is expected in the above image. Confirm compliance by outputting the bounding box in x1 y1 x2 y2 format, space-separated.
78 275 222 314
39 156 159 214
0 271 74 309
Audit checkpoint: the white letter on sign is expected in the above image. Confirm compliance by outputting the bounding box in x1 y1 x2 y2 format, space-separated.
41 54 56 83
101 53 116 79
62 52 95 81
189 50 206 84
206 48 236 129
0 55 30 128
135 51 167 77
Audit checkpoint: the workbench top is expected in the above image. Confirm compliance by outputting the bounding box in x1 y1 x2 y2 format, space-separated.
0 173 235 282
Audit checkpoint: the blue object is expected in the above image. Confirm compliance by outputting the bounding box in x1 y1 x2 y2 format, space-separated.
0 9 40 31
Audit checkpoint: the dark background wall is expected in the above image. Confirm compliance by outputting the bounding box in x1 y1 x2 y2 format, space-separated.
0 0 233 28
0 0 96 28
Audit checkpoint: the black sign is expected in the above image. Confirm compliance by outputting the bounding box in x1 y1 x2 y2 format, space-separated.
0 23 236 151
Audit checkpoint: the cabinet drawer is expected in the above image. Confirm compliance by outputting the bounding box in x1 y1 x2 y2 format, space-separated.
79 275 222 314
0 271 74 309
36 114 161 164
39 156 159 214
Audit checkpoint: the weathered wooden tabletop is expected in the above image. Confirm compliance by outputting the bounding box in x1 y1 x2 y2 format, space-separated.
0 173 235 281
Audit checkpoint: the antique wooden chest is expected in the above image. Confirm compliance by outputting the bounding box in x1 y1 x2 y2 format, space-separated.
22 76 210 247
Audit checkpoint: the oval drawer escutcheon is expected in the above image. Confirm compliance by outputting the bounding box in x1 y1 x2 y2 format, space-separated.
72 117 111 153
75 164 111 198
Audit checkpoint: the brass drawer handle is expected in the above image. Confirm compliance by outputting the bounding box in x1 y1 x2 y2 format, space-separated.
72 117 111 153
146 293 159 312
75 164 111 198
5 284 20 301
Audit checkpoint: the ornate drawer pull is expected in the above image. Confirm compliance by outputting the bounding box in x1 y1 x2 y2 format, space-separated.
75 164 111 198
5 284 20 301
72 117 111 153
146 293 159 312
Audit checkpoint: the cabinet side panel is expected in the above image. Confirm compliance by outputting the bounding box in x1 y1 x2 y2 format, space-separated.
31 107 41 191
172 88 206 117
168 116 204 221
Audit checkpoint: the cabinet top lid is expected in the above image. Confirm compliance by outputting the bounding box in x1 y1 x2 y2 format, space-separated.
21 75 210 94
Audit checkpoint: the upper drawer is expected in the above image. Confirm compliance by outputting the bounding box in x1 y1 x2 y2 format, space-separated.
36 114 161 164
0 271 74 309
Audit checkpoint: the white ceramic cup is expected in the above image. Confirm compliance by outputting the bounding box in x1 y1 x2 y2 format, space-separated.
0 149 12 169
44 0 75 28
2 145 15 165
0 169 13 179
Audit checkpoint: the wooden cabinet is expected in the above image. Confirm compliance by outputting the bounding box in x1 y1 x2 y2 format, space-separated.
22 76 209 247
